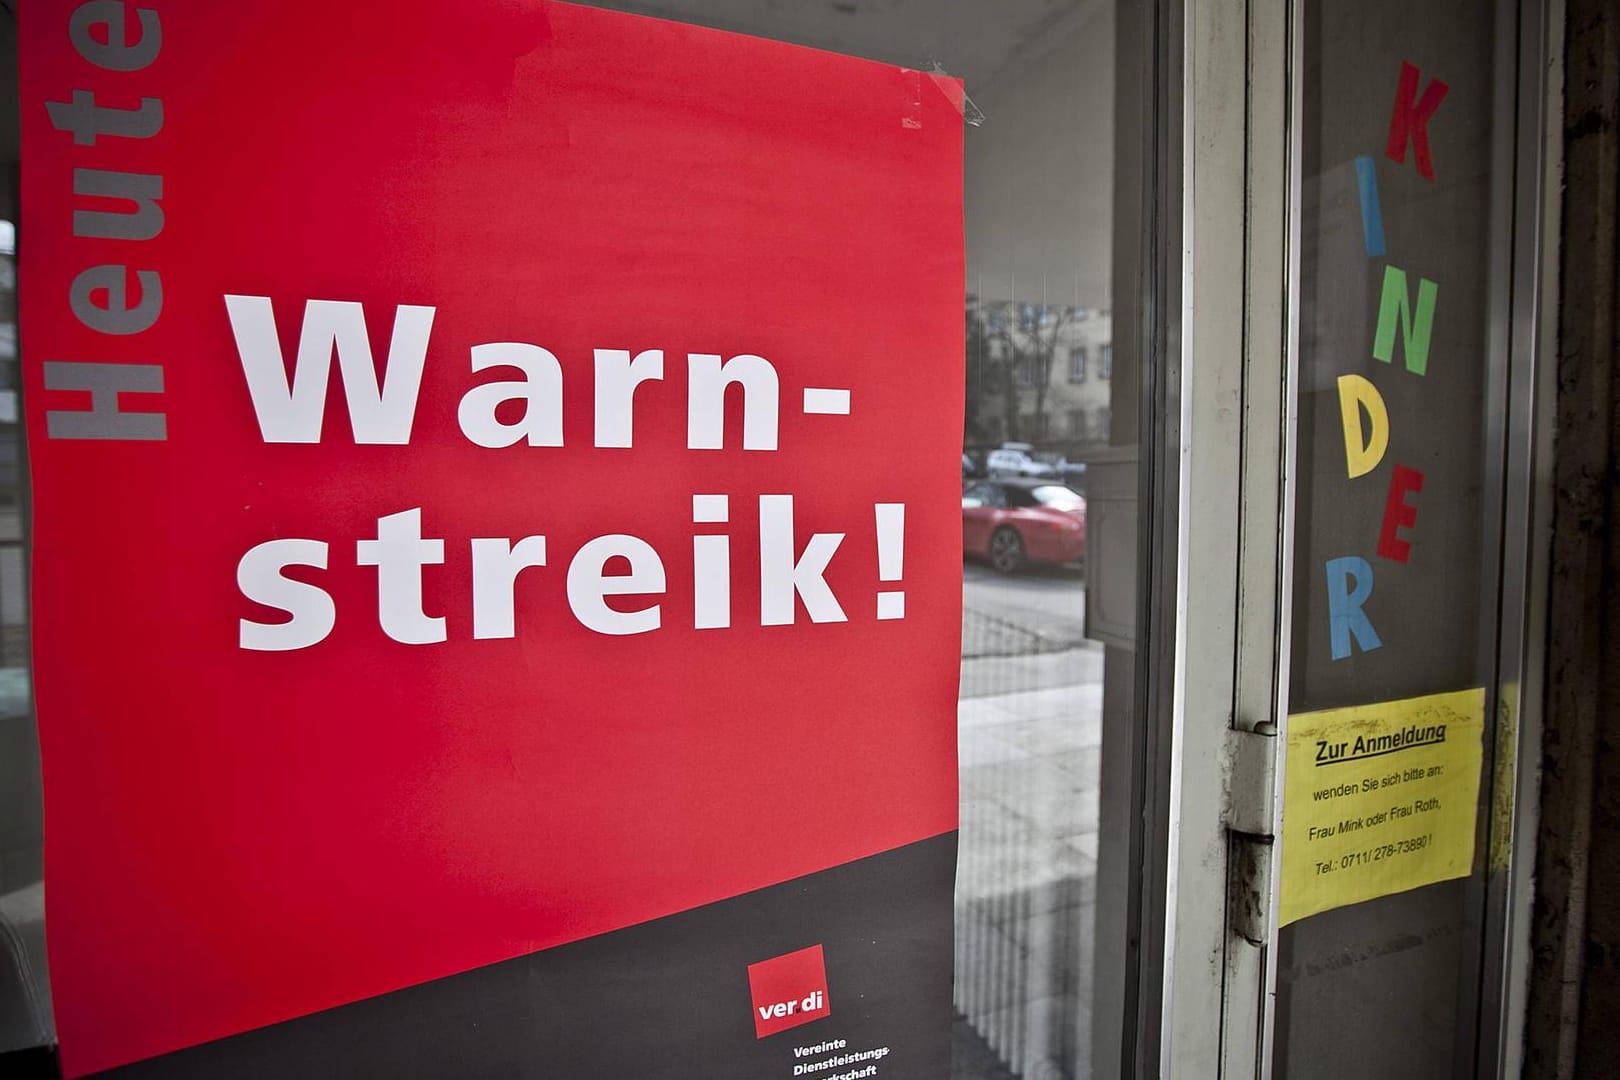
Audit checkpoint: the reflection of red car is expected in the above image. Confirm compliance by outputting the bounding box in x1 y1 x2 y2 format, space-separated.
962 479 1086 573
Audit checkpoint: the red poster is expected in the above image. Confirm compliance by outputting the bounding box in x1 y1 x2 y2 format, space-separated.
20 2 963 1076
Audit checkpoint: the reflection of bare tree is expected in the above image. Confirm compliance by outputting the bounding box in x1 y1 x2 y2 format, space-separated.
965 298 991 444
966 299 1079 447
994 308 1020 443
1024 304 1076 441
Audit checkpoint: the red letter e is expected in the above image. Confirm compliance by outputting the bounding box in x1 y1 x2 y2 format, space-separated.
1377 464 1425 562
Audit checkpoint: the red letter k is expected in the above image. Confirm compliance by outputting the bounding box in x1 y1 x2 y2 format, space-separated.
1385 61 1450 180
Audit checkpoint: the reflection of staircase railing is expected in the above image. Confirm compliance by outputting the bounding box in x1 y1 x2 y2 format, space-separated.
955 870 1089 1079
957 551 1100 1078
952 553 1095 1080
955 666 1096 1079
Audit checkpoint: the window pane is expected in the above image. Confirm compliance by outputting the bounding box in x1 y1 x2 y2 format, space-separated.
1276 1 1514 1074
7 5 1155 1077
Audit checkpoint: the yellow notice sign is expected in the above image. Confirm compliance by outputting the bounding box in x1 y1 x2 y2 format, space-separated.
1279 687 1485 926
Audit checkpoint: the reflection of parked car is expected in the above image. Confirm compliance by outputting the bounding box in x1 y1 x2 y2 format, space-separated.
1057 460 1088 492
986 444 1060 478
962 479 1086 573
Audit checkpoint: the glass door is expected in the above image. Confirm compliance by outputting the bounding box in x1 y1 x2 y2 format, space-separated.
1270 0 1547 1075
2 3 1199 1079
1162 0 1553 1074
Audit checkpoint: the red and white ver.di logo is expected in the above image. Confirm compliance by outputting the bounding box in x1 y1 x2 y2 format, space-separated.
747 944 832 1038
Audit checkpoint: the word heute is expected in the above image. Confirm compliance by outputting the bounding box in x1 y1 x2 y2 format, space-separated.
1325 61 1449 661
226 297 907 651
39 3 169 440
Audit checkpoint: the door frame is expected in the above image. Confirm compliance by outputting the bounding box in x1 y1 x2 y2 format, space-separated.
1134 0 1560 1076
1125 0 1301 1072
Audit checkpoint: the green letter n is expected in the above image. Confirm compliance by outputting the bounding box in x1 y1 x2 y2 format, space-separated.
1373 264 1438 376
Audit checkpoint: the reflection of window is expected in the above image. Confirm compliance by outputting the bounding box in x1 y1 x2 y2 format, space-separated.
1096 406 1111 438
1016 359 1031 386
1005 485 1039 509
1069 346 1088 382
1100 343 1113 379
1069 409 1086 439
1034 413 1049 440
965 482 1005 507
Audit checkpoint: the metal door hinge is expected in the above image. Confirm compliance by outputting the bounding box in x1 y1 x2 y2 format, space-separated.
1225 722 1278 946
1224 721 1278 837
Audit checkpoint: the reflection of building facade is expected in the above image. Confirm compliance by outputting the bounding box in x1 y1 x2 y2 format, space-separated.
966 297 1112 456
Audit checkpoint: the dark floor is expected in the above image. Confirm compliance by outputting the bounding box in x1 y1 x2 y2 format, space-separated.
0 1044 57 1079
951 1014 1020 1080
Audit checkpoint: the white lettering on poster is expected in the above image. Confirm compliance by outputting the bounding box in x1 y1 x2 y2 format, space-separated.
225 295 901 648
